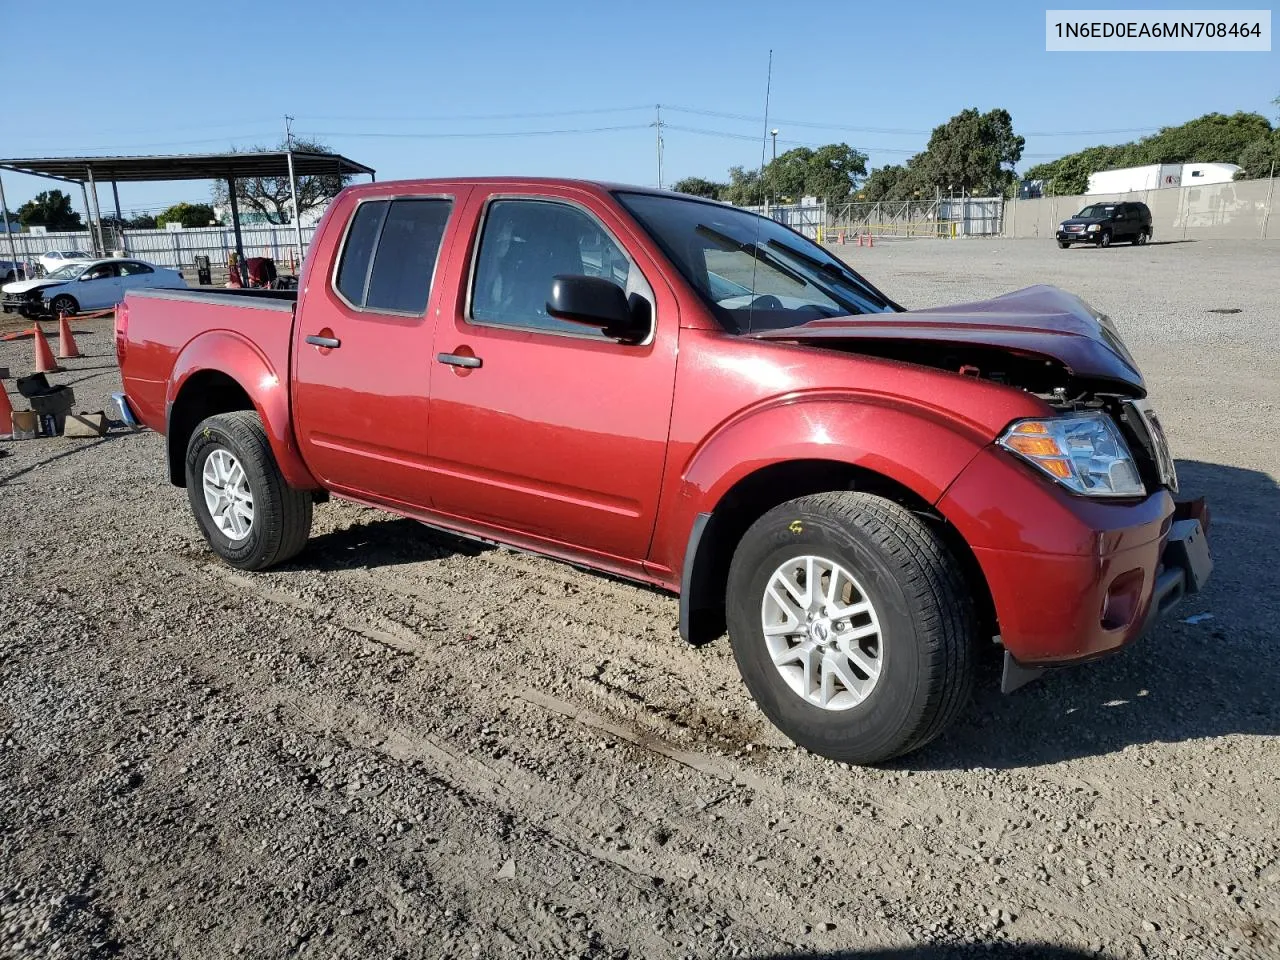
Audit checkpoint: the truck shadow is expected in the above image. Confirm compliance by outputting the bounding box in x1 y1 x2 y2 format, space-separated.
749 946 1097 959
903 458 1279 771
285 515 494 572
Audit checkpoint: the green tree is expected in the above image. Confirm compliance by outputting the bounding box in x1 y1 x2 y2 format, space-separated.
913 108 1024 196
1025 144 1141 195
125 213 158 229
1026 110 1274 193
1136 111 1271 163
670 176 726 199
859 164 919 202
210 138 351 225
17 190 83 231
803 143 869 204
1235 133 1280 179
722 166 764 206
764 147 814 202
156 202 217 228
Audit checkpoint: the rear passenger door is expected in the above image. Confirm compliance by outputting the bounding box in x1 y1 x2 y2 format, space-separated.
118 260 155 294
292 190 466 508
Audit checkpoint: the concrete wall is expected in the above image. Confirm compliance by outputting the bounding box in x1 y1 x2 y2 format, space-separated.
1004 177 1280 241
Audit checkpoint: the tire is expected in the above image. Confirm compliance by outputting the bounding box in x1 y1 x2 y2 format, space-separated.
1098 231 1112 248
725 492 975 765
185 411 313 571
1134 230 1148 246
1057 240 1070 249
49 293 78 316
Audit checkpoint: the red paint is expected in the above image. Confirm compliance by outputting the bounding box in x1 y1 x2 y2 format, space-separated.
120 177 1199 666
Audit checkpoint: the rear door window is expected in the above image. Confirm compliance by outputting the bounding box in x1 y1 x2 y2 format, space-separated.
334 198 452 315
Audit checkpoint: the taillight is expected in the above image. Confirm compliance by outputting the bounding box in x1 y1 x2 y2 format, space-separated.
115 301 129 367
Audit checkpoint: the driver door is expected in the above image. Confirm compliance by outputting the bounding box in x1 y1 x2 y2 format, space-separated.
76 262 122 309
424 187 680 567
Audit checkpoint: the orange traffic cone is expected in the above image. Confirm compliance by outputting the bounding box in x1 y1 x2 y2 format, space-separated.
32 322 64 374
867 232 874 248
838 231 845 245
56 312 82 360
856 233 864 247
0 384 14 439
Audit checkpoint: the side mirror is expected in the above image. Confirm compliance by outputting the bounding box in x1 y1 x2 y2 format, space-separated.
547 275 647 342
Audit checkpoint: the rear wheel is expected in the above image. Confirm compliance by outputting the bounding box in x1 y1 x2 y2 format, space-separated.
725 492 975 765
1134 230 1148 246
185 410 313 570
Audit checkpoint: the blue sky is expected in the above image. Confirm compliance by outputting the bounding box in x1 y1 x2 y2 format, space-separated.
1 0 1275 217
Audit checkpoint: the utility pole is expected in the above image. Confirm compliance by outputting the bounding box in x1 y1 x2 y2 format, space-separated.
771 129 778 162
654 104 664 190
0 172 21 278
285 115 306 272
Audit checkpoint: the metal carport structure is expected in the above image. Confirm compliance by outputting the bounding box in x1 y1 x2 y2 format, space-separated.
0 151 375 283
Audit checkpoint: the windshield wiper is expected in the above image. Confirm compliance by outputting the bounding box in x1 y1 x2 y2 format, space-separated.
764 239 891 310
695 225 809 287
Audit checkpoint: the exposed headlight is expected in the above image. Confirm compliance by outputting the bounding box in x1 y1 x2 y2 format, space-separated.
1086 224 1100 231
998 415 1145 498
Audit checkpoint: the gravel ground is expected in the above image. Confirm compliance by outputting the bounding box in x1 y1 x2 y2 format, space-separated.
1 238 1277 960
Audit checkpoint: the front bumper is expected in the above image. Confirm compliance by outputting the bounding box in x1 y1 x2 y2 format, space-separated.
998 499 1212 690
2 292 45 314
938 447 1213 671
1057 228 1096 241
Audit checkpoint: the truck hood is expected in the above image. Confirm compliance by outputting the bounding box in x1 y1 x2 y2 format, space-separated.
1 278 65 296
745 284 1146 394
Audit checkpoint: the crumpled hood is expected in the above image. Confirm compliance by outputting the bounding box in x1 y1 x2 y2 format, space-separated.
1 278 66 296
745 284 1146 394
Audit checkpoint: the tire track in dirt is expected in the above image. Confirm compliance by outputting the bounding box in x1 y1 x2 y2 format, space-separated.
151 548 1158 947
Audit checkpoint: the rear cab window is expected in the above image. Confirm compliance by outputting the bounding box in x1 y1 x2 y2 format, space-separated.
333 197 453 315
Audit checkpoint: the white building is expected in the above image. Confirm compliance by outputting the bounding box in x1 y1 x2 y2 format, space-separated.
1086 162 1240 195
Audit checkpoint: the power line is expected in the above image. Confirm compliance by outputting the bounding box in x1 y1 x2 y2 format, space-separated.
301 124 650 140
663 124 919 154
663 104 1159 138
294 104 653 123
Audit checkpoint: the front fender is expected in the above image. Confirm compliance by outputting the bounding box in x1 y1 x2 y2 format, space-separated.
166 330 315 489
652 393 995 578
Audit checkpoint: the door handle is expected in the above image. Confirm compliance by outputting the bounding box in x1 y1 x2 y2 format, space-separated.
306 334 341 349
437 352 481 369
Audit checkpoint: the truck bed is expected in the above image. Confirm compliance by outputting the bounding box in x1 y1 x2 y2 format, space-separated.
117 287 297 436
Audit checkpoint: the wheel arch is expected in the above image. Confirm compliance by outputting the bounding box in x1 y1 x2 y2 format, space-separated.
165 332 316 490
48 289 79 313
679 458 996 647
669 392 1009 647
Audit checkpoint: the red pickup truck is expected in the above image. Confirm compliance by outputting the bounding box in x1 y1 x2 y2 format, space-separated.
117 178 1212 764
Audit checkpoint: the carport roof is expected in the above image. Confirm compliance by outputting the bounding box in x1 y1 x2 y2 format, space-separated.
0 151 375 183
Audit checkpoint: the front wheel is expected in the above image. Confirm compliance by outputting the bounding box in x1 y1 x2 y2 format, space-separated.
185 410 313 570
726 492 975 765
49 293 78 316
1098 231 1112 248
1057 240 1070 249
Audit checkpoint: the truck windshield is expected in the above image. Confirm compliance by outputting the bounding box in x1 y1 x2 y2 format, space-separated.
1076 205 1116 219
615 192 898 333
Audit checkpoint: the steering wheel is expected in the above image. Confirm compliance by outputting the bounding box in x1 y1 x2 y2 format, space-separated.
749 294 783 310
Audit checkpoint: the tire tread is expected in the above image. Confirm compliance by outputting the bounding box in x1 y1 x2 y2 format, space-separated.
187 410 312 570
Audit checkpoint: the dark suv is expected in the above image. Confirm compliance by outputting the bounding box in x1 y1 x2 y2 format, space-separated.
1057 201 1152 248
